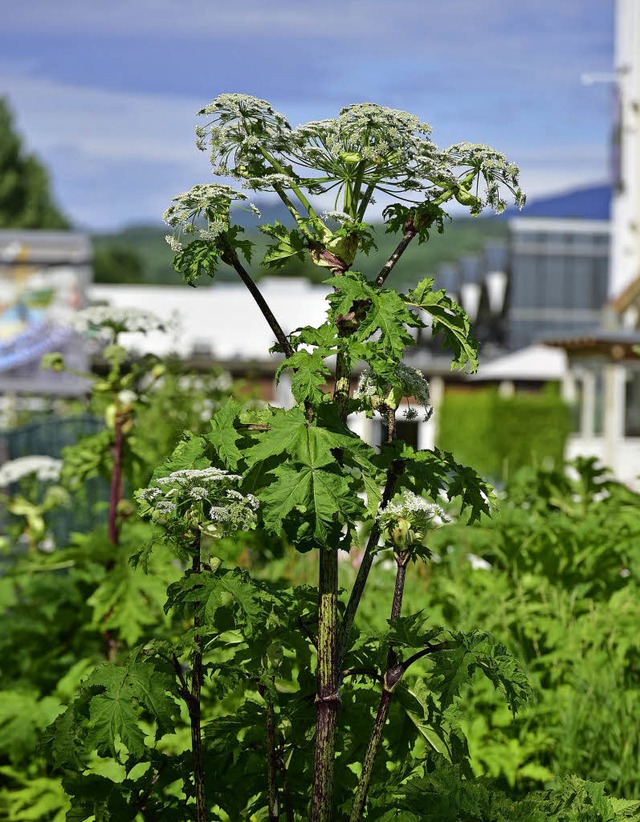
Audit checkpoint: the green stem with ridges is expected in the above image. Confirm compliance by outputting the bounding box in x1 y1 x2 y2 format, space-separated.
310 545 339 822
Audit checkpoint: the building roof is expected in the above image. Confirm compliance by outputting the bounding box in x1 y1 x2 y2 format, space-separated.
544 329 640 360
472 344 567 381
88 279 330 362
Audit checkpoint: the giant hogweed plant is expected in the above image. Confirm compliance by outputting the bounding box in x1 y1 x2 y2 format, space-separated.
48 96 544 821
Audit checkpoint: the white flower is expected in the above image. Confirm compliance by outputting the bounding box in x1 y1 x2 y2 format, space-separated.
383 491 446 525
0 456 62 488
136 465 259 538
117 390 137 407
72 306 166 338
379 490 448 551
466 553 492 571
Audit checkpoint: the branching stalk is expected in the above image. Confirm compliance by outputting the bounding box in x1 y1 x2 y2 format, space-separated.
219 238 294 358
349 549 409 821
375 222 418 288
338 458 403 666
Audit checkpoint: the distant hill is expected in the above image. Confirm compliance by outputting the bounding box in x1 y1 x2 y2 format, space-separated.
91 183 611 287
91 216 508 289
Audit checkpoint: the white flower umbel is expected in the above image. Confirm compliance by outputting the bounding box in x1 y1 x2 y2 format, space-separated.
163 183 259 252
72 306 166 340
379 491 448 552
0 456 63 488
355 364 431 420
136 466 259 539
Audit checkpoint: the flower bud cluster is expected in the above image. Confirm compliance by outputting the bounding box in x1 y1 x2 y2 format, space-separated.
163 183 259 252
136 467 259 539
355 364 431 420
379 491 448 552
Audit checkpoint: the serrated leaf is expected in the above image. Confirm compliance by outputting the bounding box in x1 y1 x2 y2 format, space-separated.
395 443 495 524
172 239 221 286
87 556 170 647
259 460 359 542
165 568 267 635
404 277 479 372
326 271 419 361
246 406 371 470
82 658 180 760
208 398 243 469
431 631 531 715
87 691 146 759
275 349 331 405
260 221 306 267
151 431 209 482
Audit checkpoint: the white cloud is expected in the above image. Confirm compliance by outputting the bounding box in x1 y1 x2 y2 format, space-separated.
2 66 203 165
0 59 610 230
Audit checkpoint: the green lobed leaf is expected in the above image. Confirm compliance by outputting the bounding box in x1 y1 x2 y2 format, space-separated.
208 398 244 469
165 567 268 635
172 238 221 286
275 349 332 405
326 271 420 361
404 277 479 372
260 220 307 267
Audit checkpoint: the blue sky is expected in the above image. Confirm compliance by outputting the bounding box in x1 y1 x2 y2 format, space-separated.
2 1 614 231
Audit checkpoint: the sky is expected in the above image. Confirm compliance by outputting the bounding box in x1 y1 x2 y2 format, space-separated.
1 0 615 232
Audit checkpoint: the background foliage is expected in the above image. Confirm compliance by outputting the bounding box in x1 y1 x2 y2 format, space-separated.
438 386 572 481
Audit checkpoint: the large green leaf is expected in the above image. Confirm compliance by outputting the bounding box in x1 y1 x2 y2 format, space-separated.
404 277 478 372
326 271 419 361
259 460 359 543
165 567 267 636
208 398 244 469
83 658 180 759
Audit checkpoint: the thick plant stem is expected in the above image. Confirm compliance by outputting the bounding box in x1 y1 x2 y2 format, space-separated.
108 410 125 546
104 408 126 659
311 546 339 822
258 683 280 822
349 552 409 821
189 538 207 822
348 679 396 822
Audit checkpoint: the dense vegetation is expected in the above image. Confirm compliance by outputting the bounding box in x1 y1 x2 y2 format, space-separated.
1 93 638 822
438 386 573 482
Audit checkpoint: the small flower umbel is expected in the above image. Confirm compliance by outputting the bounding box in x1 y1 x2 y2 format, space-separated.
72 305 166 342
136 467 259 544
0 456 69 552
379 491 448 556
355 364 431 421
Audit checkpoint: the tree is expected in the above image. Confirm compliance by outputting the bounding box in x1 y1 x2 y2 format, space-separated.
92 246 145 283
0 98 69 229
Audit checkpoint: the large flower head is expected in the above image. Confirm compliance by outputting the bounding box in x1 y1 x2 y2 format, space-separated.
136 467 259 539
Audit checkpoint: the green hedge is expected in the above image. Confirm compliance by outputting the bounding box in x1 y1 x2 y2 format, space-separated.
437 386 572 482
